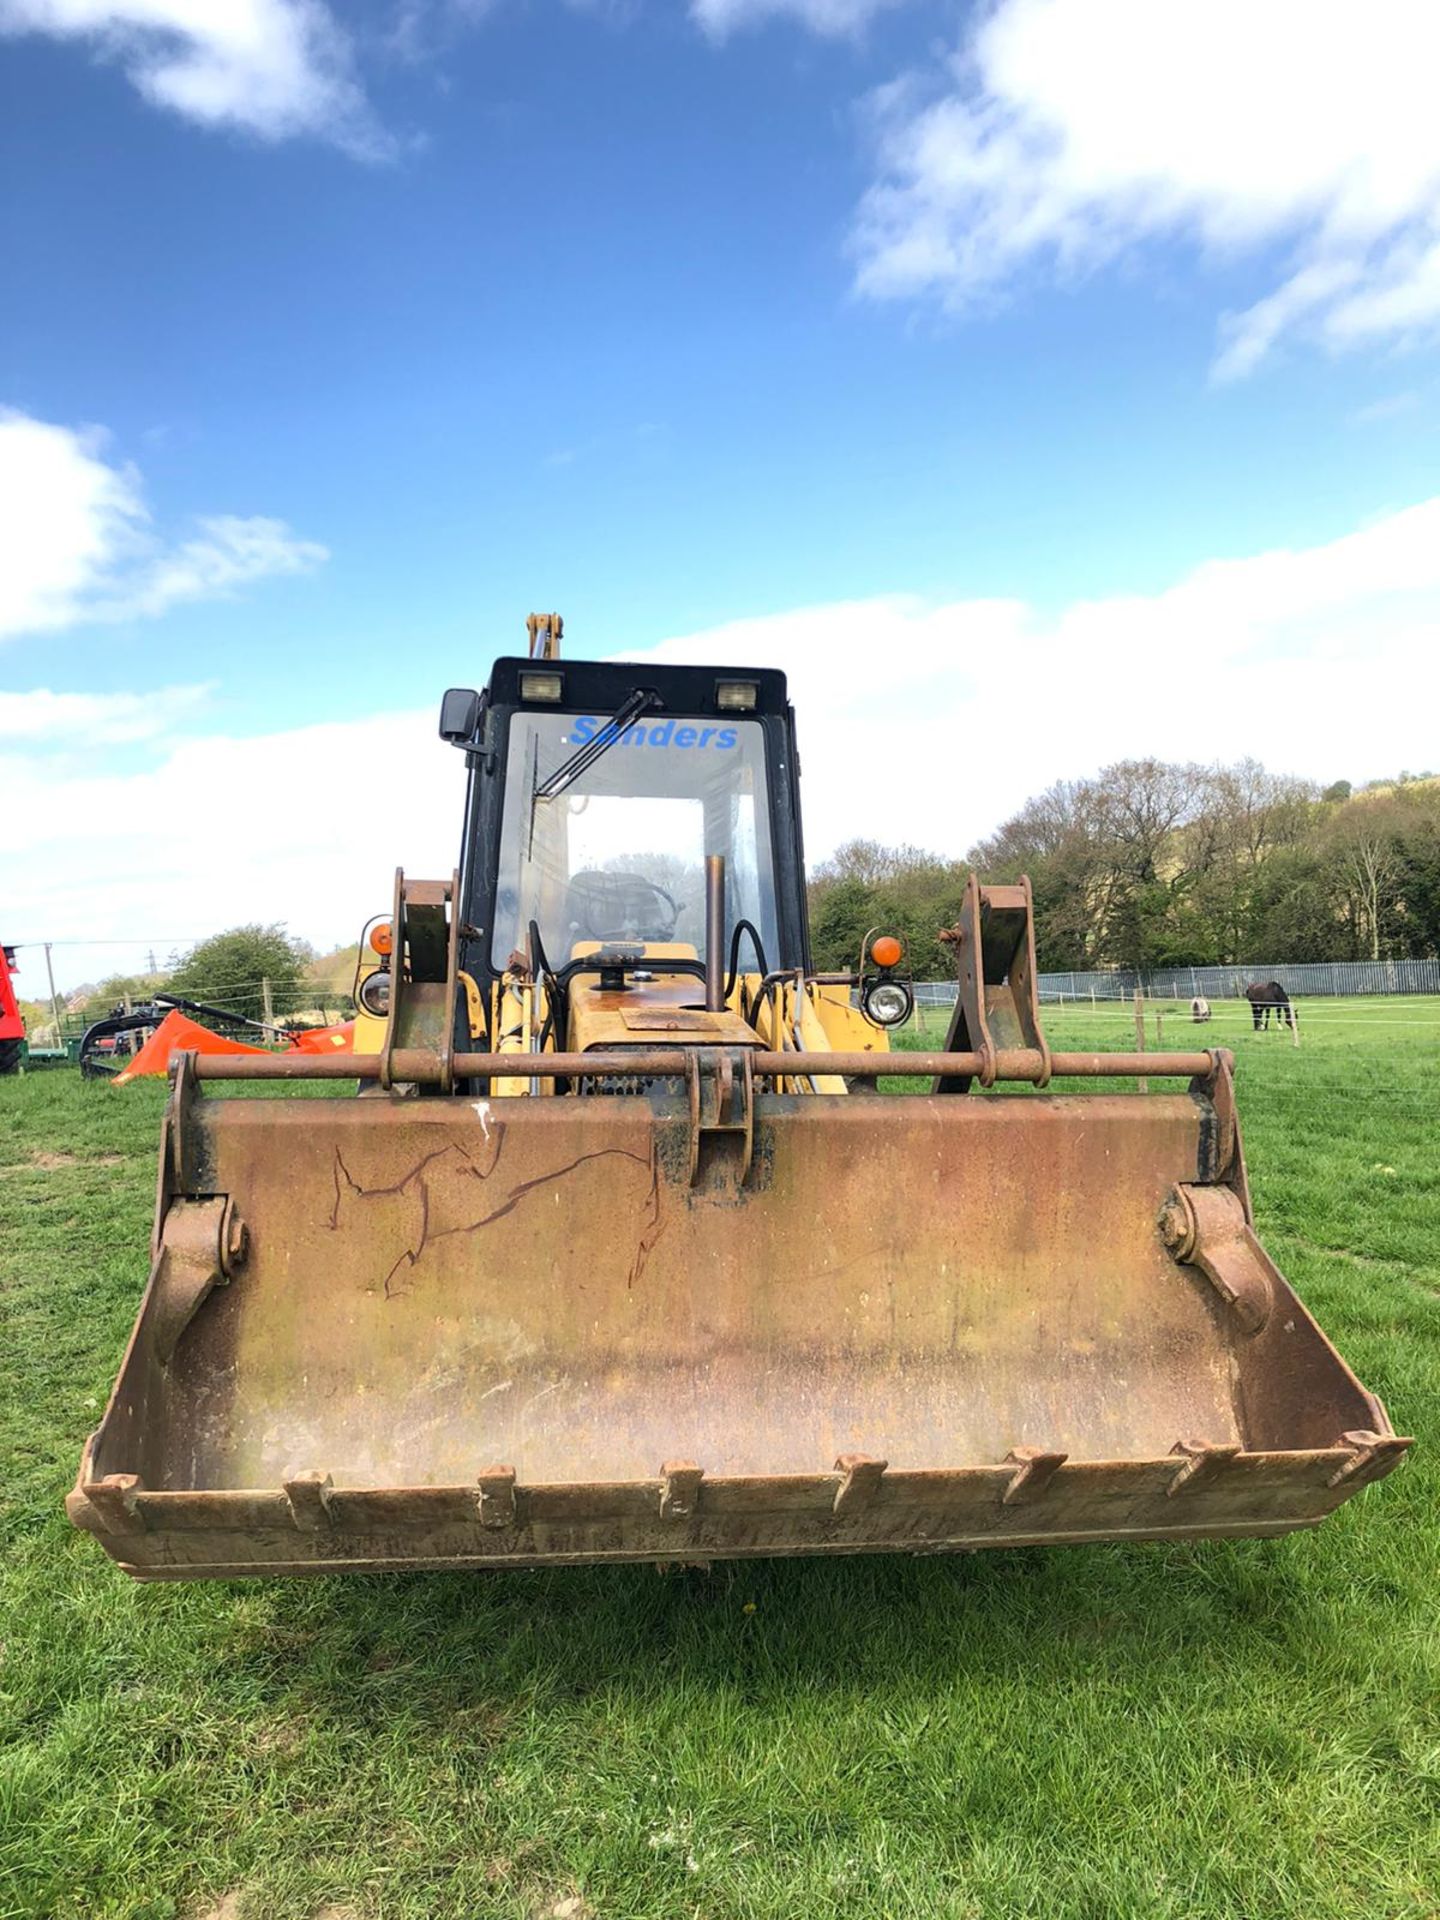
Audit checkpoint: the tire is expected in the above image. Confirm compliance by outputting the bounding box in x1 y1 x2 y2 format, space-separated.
0 1039 22 1076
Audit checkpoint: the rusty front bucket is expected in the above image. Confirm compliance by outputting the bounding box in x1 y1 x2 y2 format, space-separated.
70 1064 1408 1578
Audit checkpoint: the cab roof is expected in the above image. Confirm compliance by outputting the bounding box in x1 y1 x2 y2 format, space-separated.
485 657 790 717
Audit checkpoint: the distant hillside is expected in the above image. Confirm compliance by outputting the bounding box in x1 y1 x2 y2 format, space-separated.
1356 772 1439 801
308 944 361 996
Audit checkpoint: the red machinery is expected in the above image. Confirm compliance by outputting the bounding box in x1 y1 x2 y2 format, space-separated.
112 1007 352 1082
1 943 26 1074
76 995 351 1081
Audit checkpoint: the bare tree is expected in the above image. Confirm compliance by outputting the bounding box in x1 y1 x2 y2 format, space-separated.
1325 799 1404 961
1091 760 1207 880
813 839 947 890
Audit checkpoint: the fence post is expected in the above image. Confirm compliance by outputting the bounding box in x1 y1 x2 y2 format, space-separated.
261 977 274 1027
1134 986 1147 1093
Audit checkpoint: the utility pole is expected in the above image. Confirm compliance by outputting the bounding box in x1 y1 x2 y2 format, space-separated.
147 948 157 977
43 942 64 1041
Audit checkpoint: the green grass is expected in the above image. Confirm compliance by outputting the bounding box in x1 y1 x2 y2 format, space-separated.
1 1007 1437 1920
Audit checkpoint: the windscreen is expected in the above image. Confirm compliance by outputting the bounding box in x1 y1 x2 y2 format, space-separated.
492 709 779 970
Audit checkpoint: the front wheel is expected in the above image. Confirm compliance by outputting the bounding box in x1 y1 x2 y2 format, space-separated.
0 1039 22 1076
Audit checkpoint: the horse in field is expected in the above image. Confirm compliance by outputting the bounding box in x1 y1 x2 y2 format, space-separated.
1245 980 1293 1031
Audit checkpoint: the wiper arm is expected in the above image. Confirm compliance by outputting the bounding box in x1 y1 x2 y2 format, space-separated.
534 688 660 801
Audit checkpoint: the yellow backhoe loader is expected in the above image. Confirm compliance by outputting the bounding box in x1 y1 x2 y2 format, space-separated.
70 614 1409 1578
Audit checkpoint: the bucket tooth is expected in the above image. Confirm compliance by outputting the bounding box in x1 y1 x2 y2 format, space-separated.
476 1465 517 1529
1328 1430 1412 1489
283 1470 335 1532
1002 1447 1068 1505
833 1454 887 1516
658 1461 704 1521
1166 1439 1242 1497
86 1473 146 1533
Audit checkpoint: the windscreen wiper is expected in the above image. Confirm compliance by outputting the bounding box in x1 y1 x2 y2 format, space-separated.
533 688 660 802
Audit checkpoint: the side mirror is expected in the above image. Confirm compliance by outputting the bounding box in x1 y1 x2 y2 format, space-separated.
439 688 481 745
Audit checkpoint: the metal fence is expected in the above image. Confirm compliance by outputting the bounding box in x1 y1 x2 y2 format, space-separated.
912 981 959 1010
912 958 1440 1007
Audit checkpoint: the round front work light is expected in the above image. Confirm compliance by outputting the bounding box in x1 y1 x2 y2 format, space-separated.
869 933 903 970
862 978 914 1027
357 969 392 1017
368 922 394 957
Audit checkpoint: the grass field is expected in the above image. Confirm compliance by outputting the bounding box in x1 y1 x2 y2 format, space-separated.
1 999 1437 1920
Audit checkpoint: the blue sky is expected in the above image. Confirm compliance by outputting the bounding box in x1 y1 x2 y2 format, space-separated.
3 0 1439 987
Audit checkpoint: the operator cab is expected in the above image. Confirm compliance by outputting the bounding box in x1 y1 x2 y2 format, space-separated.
441 656 810 1018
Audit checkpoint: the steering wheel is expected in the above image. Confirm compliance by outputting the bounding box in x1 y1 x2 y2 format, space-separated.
568 871 680 943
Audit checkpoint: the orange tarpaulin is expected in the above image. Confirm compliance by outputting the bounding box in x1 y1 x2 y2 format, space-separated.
288 1021 356 1055
113 1010 354 1083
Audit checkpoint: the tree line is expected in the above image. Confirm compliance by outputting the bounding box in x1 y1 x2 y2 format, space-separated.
808 761 1440 978
73 925 318 1026
60 769 1440 1020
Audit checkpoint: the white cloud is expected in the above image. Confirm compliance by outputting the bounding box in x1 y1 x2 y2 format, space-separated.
0 0 387 155
691 0 900 38
1 705 464 989
0 684 210 743
8 498 1438 988
112 515 329 620
0 409 327 642
1350 390 1422 425
638 498 1440 852
853 0 1440 377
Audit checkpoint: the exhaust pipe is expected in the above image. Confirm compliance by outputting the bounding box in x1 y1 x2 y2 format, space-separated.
704 853 726 1011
